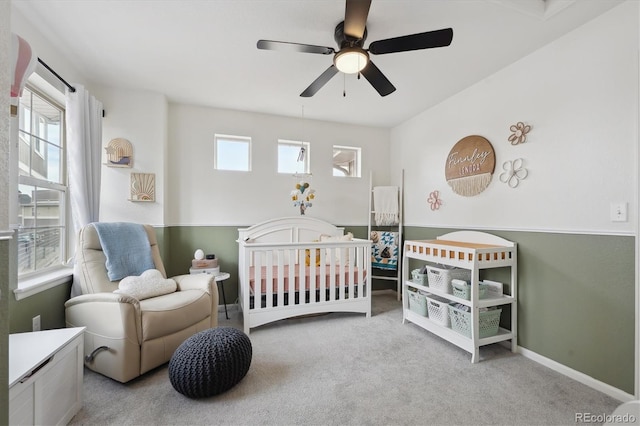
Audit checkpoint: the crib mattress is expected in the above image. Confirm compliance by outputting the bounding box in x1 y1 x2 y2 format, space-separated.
249 265 366 294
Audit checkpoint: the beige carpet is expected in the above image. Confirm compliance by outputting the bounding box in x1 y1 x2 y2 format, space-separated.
69 291 621 425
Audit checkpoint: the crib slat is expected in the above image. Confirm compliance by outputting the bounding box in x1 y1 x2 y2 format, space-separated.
348 246 355 299
356 245 363 299
253 251 262 310
319 247 326 302
309 247 316 304
276 250 284 308
299 249 306 306
266 251 273 308
288 249 296 306
338 247 345 300
327 247 336 302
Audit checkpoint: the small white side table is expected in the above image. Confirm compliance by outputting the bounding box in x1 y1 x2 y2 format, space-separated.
215 272 230 319
189 269 230 319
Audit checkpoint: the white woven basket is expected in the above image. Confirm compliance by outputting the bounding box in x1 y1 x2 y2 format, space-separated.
425 295 450 327
425 265 470 294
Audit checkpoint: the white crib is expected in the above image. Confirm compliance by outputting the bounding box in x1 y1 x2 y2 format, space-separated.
237 217 372 334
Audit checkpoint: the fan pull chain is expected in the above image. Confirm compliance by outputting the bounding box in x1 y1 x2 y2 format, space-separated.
343 73 346 97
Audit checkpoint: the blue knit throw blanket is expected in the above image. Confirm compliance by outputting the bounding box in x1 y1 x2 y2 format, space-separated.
93 222 155 281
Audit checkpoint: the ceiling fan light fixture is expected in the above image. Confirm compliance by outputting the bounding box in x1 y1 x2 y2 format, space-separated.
334 47 369 74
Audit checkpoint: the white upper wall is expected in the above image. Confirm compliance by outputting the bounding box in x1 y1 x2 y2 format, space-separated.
12 1 638 233
390 1 638 235
10 6 86 94
12 0 391 229
167 104 390 226
93 86 168 226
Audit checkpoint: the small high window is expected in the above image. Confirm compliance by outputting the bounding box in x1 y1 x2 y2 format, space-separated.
278 140 310 175
214 134 251 171
333 145 361 177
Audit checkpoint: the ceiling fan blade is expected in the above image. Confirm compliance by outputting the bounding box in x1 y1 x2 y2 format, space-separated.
368 28 453 55
300 65 339 97
360 61 395 97
344 0 371 40
257 40 334 55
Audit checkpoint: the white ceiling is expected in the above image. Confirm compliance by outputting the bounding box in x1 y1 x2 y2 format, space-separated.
13 0 624 128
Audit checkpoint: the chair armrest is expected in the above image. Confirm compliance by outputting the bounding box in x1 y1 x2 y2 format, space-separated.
172 274 219 327
65 292 139 307
65 292 143 345
173 273 215 292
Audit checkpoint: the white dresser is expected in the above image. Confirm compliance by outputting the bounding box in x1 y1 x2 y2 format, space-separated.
9 327 85 425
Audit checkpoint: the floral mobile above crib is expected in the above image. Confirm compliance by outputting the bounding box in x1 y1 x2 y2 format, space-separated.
291 181 316 215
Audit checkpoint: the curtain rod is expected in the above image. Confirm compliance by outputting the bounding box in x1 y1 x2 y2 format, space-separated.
37 57 106 117
37 57 76 93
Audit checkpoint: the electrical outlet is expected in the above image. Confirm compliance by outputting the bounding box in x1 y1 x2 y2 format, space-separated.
610 202 628 222
32 315 41 332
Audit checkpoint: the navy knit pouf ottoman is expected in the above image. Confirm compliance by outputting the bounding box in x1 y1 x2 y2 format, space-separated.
169 327 252 398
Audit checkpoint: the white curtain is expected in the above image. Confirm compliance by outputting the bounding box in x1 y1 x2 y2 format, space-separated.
65 84 103 234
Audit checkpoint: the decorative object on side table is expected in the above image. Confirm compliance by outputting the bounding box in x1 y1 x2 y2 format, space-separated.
190 250 219 274
291 180 315 215
508 122 531 145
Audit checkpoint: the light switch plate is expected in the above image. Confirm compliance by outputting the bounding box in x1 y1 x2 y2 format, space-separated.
610 202 628 222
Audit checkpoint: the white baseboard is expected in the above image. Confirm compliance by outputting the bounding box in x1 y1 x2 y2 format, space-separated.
517 346 635 402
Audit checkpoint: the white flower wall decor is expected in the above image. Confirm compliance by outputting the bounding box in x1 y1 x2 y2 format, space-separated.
499 158 528 188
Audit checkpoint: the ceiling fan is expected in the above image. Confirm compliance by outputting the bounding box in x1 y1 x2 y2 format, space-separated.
257 0 453 97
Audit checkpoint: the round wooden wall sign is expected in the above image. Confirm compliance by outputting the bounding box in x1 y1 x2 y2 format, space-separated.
445 135 495 197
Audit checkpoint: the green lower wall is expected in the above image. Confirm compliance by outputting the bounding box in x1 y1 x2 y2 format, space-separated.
7 224 635 396
403 226 635 395
161 224 635 395
9 282 71 333
160 225 392 306
7 219 70 334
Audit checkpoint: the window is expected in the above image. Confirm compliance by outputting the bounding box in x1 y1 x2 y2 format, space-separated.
278 140 310 174
17 87 67 277
333 145 361 177
214 134 251 171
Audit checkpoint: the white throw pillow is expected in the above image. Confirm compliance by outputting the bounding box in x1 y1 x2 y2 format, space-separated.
114 269 177 300
319 232 353 264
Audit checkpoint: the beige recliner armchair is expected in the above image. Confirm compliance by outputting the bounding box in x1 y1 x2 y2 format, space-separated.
65 223 218 383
